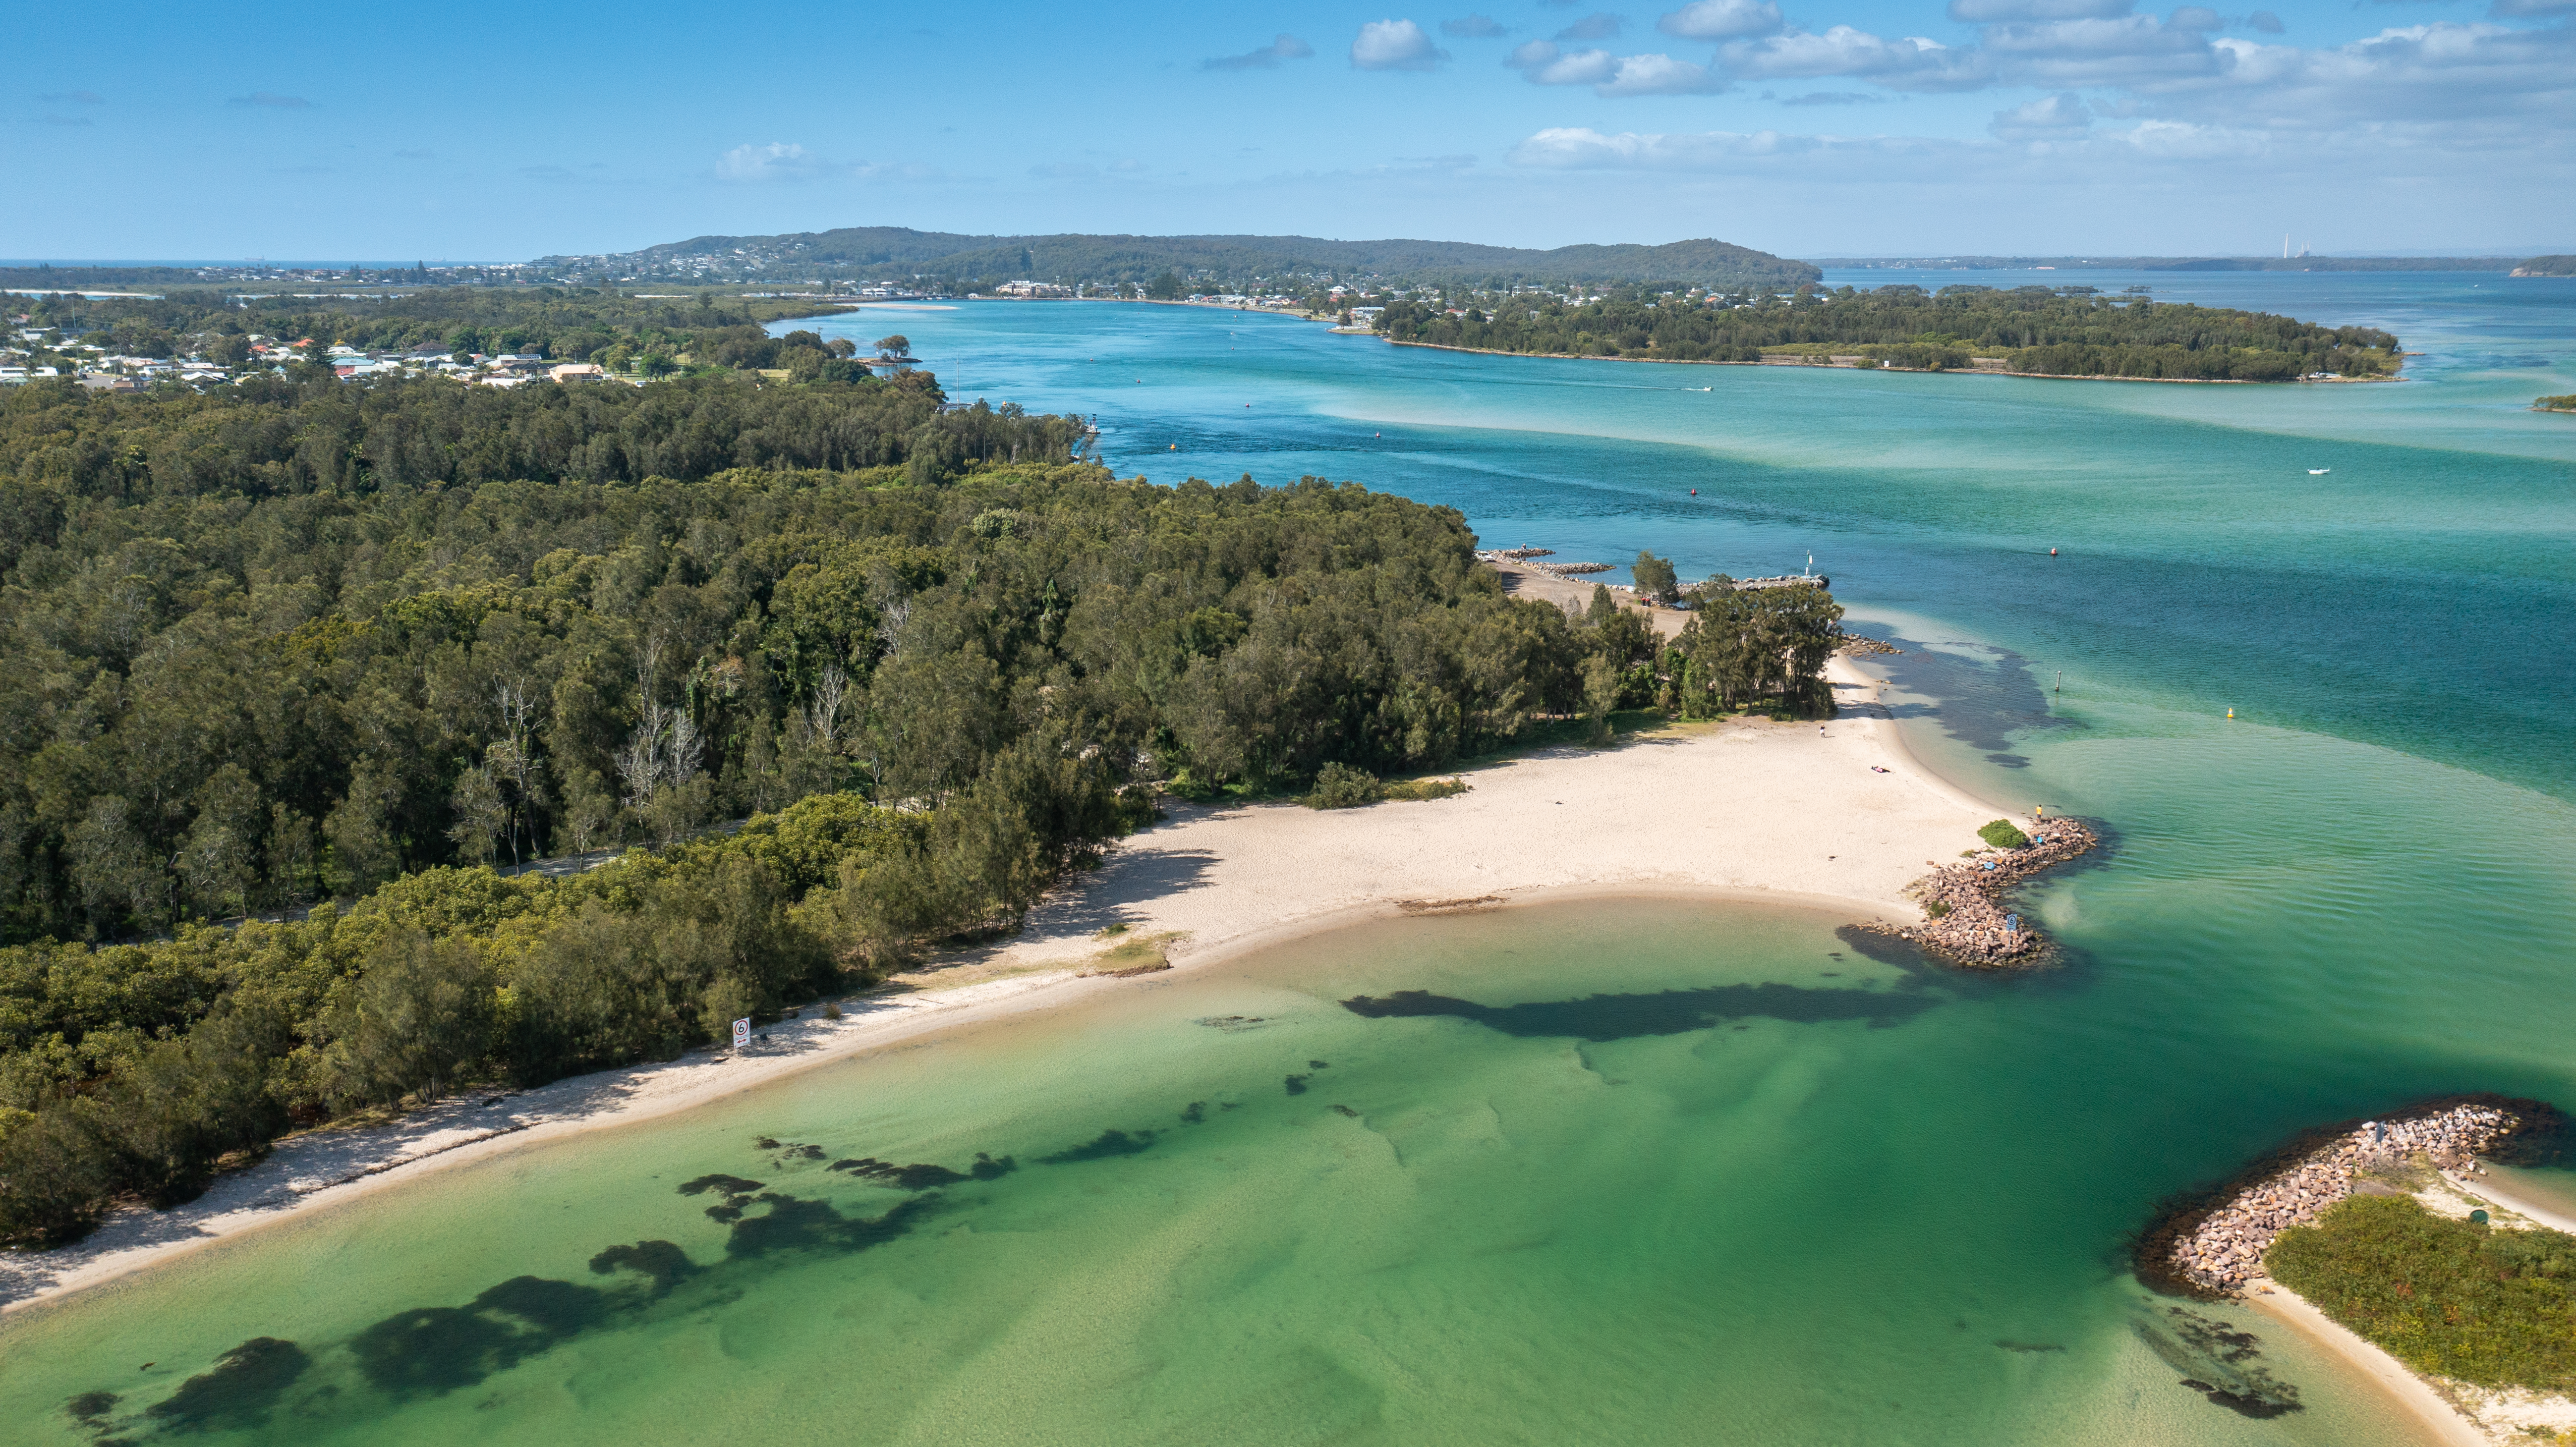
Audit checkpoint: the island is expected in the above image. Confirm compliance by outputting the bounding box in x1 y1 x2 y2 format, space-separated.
1373 284 2403 383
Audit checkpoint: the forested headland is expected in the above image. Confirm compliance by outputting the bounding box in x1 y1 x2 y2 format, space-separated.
532 226 1823 294
0 274 1858 1244
1374 284 2403 382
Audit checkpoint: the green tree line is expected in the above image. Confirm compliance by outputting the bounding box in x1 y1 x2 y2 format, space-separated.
534 226 1823 292
1374 284 2403 381
0 445 1789 1243
7 287 863 373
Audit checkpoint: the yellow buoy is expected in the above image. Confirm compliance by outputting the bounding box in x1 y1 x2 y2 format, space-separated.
2226 708 2235 719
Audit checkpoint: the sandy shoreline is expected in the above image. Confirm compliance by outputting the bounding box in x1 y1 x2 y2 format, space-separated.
1 646 2009 1316
2245 1282 2489 1447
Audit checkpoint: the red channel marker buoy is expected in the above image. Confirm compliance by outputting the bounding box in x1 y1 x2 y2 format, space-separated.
1690 489 1698 496
2050 548 2058 556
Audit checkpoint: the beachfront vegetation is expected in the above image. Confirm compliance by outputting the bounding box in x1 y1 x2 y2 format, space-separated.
1301 764 1470 809
1373 285 2403 382
2537 394 2576 413
1979 820 2033 849
0 382 1724 1240
1631 551 1679 605
1663 582 1847 720
2268 1194 2576 1393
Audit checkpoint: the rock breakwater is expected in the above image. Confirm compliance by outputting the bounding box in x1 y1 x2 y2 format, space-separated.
1889 815 2099 966
2136 1096 2568 1298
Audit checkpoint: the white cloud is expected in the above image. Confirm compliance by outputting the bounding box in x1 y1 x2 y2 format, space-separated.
2489 0 2576 13
2113 117 2269 155
1946 0 2132 20
718 142 824 182
1202 34 1316 70
1555 12 1625 40
1509 41 1619 81
1658 0 1785 39
1988 90 2093 137
1509 125 1828 167
1717 26 1996 90
1510 40 1727 91
715 142 933 183
1352 19 1450 69
1441 12 1508 36
1599 53 1732 93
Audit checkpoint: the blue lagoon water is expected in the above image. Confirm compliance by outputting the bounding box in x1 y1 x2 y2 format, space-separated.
4 274 2571 1446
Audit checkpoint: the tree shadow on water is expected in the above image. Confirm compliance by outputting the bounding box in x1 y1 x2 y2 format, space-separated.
1339 981 1939 1040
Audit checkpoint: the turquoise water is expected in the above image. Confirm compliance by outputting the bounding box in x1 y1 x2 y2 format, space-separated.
0 903 2462 1445
6 277 2574 1444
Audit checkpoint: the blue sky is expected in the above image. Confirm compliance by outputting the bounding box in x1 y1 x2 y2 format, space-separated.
7 0 2570 260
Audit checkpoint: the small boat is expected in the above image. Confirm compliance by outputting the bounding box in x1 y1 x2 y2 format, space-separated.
2308 468 2330 475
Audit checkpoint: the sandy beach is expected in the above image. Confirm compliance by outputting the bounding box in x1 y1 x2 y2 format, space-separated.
0 638 2003 1315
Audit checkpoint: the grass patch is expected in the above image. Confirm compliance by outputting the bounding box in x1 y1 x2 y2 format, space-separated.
1082 931 1185 978
2267 1194 2576 1392
1978 819 2032 849
1303 763 1474 810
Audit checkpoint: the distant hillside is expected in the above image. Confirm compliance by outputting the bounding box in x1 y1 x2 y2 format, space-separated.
532 227 1821 291
2513 255 2576 277
1809 256 2520 274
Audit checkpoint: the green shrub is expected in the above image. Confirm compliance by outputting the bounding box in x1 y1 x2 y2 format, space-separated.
1381 777 1470 803
2269 1194 2576 1392
1978 819 2032 849
2537 394 2576 413
1305 763 1383 810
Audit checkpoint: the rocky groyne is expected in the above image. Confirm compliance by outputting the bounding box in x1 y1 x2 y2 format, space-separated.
2136 1096 2569 1298
1889 816 2099 966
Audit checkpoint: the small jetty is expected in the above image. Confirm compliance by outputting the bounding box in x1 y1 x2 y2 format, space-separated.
1479 549 1612 580
1888 815 2099 966
2135 1096 2569 1299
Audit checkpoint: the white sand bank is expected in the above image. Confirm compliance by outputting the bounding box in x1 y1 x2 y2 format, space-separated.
2 654 2000 1316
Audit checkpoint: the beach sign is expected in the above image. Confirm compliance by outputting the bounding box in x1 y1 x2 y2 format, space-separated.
732 1018 750 1050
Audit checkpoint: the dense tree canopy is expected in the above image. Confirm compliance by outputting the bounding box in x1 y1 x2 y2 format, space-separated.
0 285 1859 1243
8 288 859 372
1375 284 2403 381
